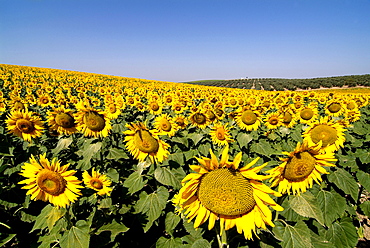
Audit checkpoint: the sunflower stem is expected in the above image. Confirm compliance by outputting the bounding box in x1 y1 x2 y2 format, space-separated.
217 229 228 248
65 206 73 229
274 194 287 222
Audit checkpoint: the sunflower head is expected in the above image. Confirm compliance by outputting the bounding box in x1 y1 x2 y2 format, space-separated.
6 109 44 142
75 103 112 138
173 147 283 240
267 141 337 195
83 168 113 196
124 122 170 163
18 154 83 208
303 117 346 152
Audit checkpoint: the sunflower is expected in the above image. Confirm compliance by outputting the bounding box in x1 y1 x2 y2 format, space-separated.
173 147 283 240
75 101 112 138
147 99 163 115
154 114 177 137
105 102 122 120
325 100 345 117
209 123 234 147
172 101 185 114
264 112 283 130
189 111 209 129
235 108 262 131
82 168 113 196
298 104 319 124
302 116 346 153
0 100 6 113
280 108 297 129
266 141 337 195
173 115 188 129
18 153 83 208
47 106 78 135
38 94 52 108
8 98 27 111
6 109 44 142
344 108 361 124
124 122 170 163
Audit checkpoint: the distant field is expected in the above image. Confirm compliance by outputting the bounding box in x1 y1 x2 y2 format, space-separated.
183 74 370 91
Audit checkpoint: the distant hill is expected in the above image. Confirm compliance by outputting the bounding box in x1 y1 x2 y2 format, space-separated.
182 74 370 91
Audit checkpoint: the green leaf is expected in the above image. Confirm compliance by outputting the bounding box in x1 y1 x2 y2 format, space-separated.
291 127 303 142
281 221 313 248
353 121 367 135
105 168 119 183
356 149 370 164
316 189 346 226
135 186 169 232
328 168 359 201
31 205 54 233
357 170 370 192
98 198 112 209
190 239 211 248
326 217 358 248
272 220 285 241
96 220 129 242
359 201 370 216
198 143 211 156
237 133 253 148
280 196 307 222
156 236 183 248
46 207 66 231
154 166 181 189
168 152 184 165
106 147 129 160
76 141 102 170
308 227 334 248
123 171 147 195
188 133 203 146
250 140 277 156
38 233 62 248
52 137 73 154
289 191 325 226
165 212 181 237
171 136 189 147
182 220 204 239
59 220 90 248
0 234 16 247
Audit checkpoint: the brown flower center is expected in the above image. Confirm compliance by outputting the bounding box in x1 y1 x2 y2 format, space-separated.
192 113 207 125
133 129 159 153
310 124 338 147
283 112 292 123
13 101 25 111
241 110 257 125
150 102 160 111
328 103 341 113
83 112 106 131
16 119 35 134
159 119 172 131
283 152 316 181
91 179 104 190
37 169 67 196
300 109 314 120
55 113 75 128
108 104 117 114
268 116 279 125
198 168 256 216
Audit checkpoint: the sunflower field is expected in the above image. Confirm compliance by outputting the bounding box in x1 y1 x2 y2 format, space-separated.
0 64 369 248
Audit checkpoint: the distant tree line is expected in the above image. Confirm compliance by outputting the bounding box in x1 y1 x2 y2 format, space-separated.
185 74 370 91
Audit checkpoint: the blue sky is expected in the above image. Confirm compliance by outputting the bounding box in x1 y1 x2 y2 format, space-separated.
1 0 369 82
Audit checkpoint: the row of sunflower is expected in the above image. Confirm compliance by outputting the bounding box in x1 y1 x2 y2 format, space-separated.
0 64 369 247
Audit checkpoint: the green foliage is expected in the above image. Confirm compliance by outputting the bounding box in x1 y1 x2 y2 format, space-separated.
1 64 369 247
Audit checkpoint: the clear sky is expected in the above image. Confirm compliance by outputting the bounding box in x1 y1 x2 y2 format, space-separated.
1 0 369 82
